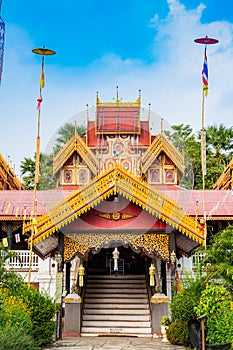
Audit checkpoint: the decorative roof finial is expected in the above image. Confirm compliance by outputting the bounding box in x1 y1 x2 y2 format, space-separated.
86 103 89 123
74 120 77 135
96 91 99 104
116 86 119 102
148 103 151 125
160 118 164 134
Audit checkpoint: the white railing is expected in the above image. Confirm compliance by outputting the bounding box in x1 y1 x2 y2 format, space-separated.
192 251 206 269
4 250 39 270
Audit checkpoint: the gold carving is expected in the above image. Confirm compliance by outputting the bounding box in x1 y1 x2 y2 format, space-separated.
96 212 136 221
64 233 169 262
112 212 121 221
27 164 204 247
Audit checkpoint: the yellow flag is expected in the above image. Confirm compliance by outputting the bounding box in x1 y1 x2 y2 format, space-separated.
2 237 8 247
40 65 45 89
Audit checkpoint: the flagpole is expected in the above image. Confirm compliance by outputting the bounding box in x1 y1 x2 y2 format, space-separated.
194 35 218 247
27 47 56 287
0 0 5 85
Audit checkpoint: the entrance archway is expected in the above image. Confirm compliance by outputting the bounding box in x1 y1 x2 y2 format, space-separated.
87 245 148 275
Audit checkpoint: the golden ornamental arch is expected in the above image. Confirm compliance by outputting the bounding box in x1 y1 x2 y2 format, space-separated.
64 232 169 262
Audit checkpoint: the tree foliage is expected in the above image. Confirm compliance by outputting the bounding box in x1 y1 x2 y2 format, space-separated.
165 123 233 189
198 225 233 291
0 244 56 347
20 122 86 189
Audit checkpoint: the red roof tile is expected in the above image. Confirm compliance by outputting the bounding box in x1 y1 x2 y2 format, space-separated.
0 188 232 220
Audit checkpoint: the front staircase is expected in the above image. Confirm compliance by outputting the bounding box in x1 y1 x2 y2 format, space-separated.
81 274 152 337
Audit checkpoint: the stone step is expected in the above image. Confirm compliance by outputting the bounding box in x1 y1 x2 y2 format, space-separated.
82 274 152 336
82 320 151 328
83 308 150 315
81 332 152 337
82 314 150 321
84 297 149 304
87 275 145 280
85 288 147 297
81 327 152 335
86 283 147 288
83 303 149 309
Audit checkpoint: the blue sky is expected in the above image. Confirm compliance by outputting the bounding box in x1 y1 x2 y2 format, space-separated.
0 0 233 176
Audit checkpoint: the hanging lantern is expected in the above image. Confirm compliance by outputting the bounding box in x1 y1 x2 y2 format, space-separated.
170 251 176 265
149 263 155 286
78 261 85 287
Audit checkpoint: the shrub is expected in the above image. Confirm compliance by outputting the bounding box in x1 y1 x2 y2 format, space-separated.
0 281 56 347
0 325 38 350
170 274 205 321
19 284 56 347
166 320 191 347
0 292 32 330
195 284 233 345
161 316 171 326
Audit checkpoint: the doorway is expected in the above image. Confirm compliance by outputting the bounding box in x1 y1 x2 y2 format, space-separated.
87 246 148 275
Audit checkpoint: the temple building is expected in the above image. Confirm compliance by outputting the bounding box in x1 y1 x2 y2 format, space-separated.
1 91 233 337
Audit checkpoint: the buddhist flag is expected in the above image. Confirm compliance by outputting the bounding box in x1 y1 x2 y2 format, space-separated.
15 233 20 243
40 64 45 89
202 47 208 97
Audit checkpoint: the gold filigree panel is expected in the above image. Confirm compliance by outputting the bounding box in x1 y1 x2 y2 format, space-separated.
64 233 169 262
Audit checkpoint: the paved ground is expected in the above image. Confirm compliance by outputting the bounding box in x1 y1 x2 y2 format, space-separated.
43 336 185 350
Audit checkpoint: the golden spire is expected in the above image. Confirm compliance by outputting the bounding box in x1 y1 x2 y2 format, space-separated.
160 118 164 134
96 91 99 105
116 86 119 102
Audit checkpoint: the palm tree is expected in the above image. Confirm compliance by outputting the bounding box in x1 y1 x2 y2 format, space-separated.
205 124 233 165
53 123 86 155
164 124 193 154
20 157 36 190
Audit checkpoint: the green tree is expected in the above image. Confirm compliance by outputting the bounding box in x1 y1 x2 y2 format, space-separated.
204 124 233 189
198 225 233 291
20 156 35 190
20 122 86 190
165 124 202 189
206 124 233 164
0 243 18 280
53 123 86 154
165 123 233 190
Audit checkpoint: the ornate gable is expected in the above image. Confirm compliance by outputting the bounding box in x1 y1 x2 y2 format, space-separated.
53 134 98 186
141 133 184 185
0 153 23 190
25 165 204 255
213 157 233 190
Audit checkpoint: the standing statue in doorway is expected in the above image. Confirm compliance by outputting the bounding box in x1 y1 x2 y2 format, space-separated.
112 247 119 271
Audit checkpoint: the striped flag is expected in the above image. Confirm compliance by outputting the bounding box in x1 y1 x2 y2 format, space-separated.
202 47 208 97
15 233 20 243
